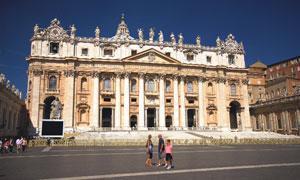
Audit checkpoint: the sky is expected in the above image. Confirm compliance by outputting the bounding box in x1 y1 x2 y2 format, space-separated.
0 0 300 97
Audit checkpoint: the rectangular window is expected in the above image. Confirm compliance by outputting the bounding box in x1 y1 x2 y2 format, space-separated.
131 50 137 56
104 97 111 102
187 54 194 61
166 99 171 103
50 42 59 54
206 56 212 63
131 98 137 103
188 99 194 104
165 52 170 57
104 49 113 56
81 48 88 56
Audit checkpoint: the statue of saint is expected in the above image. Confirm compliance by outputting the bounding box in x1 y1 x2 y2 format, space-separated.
70 24 76 38
95 26 100 39
178 33 183 46
0 73 5 83
216 36 222 47
149 28 154 42
138 28 143 42
170 32 176 45
196 35 201 46
50 97 63 119
158 30 164 43
34 24 39 36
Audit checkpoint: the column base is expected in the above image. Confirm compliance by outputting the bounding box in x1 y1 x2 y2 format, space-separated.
122 127 132 131
138 127 148 131
158 127 168 131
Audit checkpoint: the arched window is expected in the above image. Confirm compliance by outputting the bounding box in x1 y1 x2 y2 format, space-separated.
208 82 213 94
230 84 237 95
165 80 171 92
276 88 280 96
104 78 111 90
187 81 193 93
147 79 155 92
131 79 137 92
28 80 32 91
81 77 88 91
228 54 235 65
79 109 87 122
49 76 57 90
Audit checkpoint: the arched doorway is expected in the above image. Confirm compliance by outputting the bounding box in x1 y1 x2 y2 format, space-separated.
229 101 241 129
43 96 56 119
165 115 172 127
130 115 137 128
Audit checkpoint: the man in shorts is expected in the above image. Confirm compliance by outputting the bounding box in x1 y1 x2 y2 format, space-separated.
157 134 165 167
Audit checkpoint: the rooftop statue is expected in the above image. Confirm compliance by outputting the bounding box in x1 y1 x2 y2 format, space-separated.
178 33 183 46
149 28 154 43
95 26 100 39
170 32 176 45
138 28 143 42
196 35 201 46
158 30 164 43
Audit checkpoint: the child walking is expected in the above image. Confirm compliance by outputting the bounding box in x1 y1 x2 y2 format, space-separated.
165 139 173 170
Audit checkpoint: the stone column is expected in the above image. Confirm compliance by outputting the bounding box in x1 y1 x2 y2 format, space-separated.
180 76 187 129
145 108 148 128
63 70 75 131
216 78 228 131
91 72 99 129
173 75 179 128
123 73 130 130
296 109 300 135
198 77 205 127
114 73 121 130
138 73 146 130
99 107 103 128
156 107 159 128
159 75 167 130
241 79 252 131
30 70 42 135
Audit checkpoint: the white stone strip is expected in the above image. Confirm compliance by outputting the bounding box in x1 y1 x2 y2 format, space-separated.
2 147 299 159
42 162 300 180
41 147 52 152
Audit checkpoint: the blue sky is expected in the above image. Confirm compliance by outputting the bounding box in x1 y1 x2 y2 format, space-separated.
0 0 300 97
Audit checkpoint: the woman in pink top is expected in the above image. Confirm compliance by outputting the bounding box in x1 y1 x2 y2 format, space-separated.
165 139 173 170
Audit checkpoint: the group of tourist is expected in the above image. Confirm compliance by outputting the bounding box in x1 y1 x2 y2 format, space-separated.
145 134 173 170
0 137 28 154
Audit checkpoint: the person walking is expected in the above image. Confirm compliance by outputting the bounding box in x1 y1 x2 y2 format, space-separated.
165 139 173 170
145 134 153 167
157 134 165 167
16 138 22 154
21 137 27 152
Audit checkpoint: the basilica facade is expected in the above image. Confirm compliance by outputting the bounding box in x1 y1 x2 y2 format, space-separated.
26 16 251 135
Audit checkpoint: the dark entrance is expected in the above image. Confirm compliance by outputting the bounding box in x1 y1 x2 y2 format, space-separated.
166 116 172 127
229 101 241 129
102 108 112 127
130 115 137 128
43 96 56 119
147 108 156 127
187 109 196 127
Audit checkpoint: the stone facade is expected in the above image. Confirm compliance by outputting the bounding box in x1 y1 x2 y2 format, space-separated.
249 56 300 135
26 16 251 135
0 73 27 137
